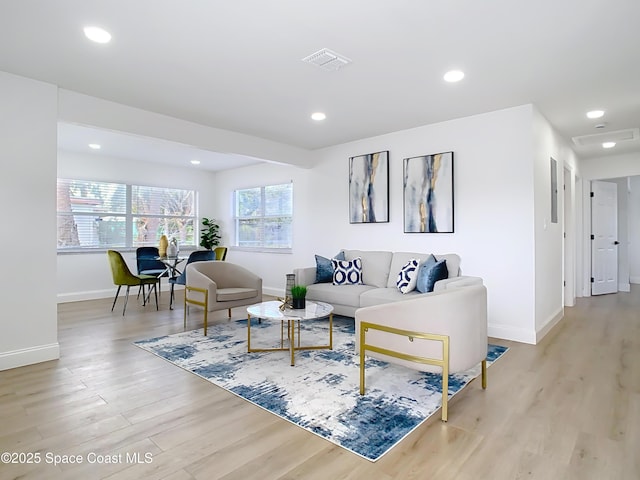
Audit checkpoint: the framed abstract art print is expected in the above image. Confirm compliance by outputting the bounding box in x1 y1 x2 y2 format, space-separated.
349 150 389 223
403 151 454 233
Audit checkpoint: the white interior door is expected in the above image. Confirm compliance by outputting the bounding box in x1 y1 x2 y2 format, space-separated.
591 180 618 295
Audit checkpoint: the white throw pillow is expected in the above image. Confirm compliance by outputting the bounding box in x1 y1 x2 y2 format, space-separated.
332 257 363 285
396 258 420 294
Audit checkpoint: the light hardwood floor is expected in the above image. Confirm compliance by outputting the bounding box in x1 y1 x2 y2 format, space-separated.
1 287 639 480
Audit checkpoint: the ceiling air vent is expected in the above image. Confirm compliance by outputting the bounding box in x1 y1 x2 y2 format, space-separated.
302 48 352 71
572 128 640 147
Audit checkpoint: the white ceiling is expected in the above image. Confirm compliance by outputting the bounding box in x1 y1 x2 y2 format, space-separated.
1 0 639 170
57 122 263 171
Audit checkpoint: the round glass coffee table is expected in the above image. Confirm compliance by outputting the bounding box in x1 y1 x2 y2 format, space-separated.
246 300 334 366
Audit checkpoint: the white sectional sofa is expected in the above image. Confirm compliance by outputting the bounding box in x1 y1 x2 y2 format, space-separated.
293 249 482 317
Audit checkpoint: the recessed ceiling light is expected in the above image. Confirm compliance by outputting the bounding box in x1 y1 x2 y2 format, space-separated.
587 110 604 119
190 159 201 165
83 26 112 44
88 143 101 150
311 112 326 121
443 70 465 82
602 142 616 149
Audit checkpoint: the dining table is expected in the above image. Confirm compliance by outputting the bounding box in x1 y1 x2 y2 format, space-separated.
155 255 187 280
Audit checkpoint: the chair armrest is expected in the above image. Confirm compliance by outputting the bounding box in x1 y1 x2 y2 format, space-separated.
294 267 317 286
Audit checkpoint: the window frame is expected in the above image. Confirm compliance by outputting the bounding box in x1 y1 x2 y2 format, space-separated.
233 182 293 253
57 178 198 253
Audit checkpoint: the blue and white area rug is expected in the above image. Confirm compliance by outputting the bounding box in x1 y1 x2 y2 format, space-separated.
135 316 507 461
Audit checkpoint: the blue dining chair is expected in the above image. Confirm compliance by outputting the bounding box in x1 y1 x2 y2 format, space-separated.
136 246 168 298
136 246 167 275
169 250 215 309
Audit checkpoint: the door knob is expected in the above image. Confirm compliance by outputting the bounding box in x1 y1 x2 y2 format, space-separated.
614 241 620 245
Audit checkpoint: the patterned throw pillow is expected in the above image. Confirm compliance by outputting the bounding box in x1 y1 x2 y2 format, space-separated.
315 251 346 283
396 258 420 294
331 257 363 285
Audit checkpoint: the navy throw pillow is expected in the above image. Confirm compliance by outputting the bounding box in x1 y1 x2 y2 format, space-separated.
315 251 345 283
416 258 448 293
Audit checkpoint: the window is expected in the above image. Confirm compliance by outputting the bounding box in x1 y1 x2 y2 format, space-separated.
57 179 196 250
234 183 292 250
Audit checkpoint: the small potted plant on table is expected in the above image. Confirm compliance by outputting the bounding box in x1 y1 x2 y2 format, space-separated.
291 285 307 310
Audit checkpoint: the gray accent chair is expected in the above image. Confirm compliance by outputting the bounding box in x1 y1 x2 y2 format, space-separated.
184 261 262 335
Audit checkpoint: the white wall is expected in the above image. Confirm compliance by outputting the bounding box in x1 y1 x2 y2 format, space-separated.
629 176 640 283
581 153 640 180
216 105 543 343
531 107 580 340
56 151 219 302
0 72 59 370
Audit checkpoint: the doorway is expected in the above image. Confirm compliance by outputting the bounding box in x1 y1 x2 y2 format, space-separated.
563 167 575 306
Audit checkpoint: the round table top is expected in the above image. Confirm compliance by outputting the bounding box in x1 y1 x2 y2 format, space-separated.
247 300 333 321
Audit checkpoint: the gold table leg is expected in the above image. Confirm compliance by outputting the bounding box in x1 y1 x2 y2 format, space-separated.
247 314 251 351
329 313 333 349
246 312 334 367
281 320 284 348
289 319 295 366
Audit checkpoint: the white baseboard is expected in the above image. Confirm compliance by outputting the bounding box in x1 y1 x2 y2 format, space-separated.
57 289 113 303
263 286 284 298
488 323 536 344
489 308 564 345
536 308 564 343
59 285 278 305
0 343 60 371
630 277 640 285
57 283 186 304
619 282 631 292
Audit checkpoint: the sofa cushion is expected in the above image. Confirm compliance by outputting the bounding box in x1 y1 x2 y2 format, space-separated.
360 287 425 308
416 259 448 293
307 283 376 308
315 251 345 283
216 288 259 302
343 250 393 288
387 252 460 287
396 259 420 294
332 257 363 285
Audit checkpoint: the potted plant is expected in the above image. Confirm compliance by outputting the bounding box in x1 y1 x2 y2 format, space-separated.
200 217 221 250
291 285 307 309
